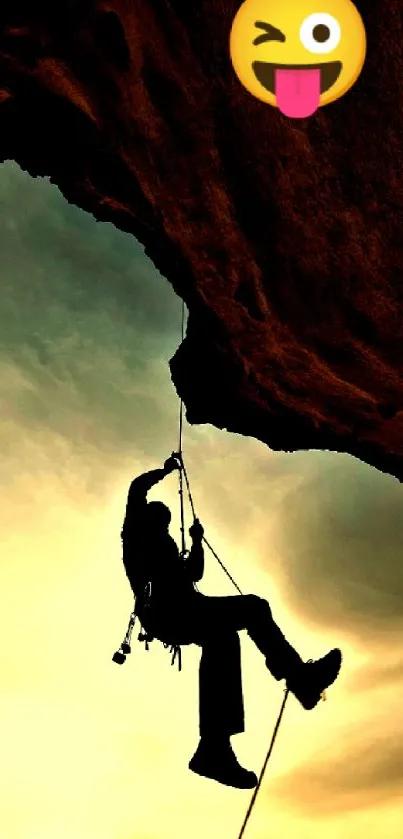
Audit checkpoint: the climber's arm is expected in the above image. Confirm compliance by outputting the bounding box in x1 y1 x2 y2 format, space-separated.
121 455 180 538
127 455 180 505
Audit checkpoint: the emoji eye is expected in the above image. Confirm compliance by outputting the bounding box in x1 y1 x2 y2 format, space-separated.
299 13 341 54
253 21 286 45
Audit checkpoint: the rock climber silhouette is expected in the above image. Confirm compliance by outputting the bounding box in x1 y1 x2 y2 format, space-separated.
121 454 342 789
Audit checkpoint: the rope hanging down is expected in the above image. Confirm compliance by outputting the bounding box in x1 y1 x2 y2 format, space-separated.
177 302 242 593
177 301 289 839
236 688 289 839
178 303 186 557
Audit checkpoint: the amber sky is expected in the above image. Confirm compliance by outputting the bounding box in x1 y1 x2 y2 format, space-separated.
1 161 402 839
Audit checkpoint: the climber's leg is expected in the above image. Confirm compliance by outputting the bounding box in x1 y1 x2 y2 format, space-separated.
199 631 245 739
191 593 342 710
189 630 257 789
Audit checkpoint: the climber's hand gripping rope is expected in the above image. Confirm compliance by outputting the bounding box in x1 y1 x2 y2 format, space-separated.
163 453 182 473
189 518 204 541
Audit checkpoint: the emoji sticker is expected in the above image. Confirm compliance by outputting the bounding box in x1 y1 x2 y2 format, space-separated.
229 0 366 118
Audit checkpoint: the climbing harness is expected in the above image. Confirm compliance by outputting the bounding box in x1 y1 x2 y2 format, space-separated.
112 299 326 839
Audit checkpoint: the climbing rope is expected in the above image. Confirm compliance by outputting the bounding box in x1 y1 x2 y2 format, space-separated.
236 688 289 839
179 452 243 595
176 301 242 594
176 302 290 839
178 302 186 557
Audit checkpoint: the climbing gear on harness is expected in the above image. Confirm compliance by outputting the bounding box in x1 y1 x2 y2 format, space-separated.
112 607 137 665
112 582 155 661
164 641 182 671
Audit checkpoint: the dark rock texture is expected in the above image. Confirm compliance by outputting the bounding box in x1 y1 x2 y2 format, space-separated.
1 0 403 478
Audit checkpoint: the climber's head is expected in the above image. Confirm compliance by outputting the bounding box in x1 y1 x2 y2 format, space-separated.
147 501 172 532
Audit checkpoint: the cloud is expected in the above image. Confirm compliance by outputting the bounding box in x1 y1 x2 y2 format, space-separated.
0 161 183 481
272 451 403 640
346 655 403 694
271 726 403 816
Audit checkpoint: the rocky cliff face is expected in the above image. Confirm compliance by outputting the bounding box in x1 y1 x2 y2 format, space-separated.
1 0 403 479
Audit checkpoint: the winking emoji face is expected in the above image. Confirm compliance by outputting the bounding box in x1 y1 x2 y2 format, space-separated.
230 0 366 118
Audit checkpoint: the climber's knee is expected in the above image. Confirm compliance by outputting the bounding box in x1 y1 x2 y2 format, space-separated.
243 594 272 620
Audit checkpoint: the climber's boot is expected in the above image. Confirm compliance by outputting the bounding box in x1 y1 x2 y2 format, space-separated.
287 648 342 710
189 738 257 789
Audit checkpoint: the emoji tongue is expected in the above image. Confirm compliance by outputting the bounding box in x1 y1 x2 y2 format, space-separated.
275 68 321 118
